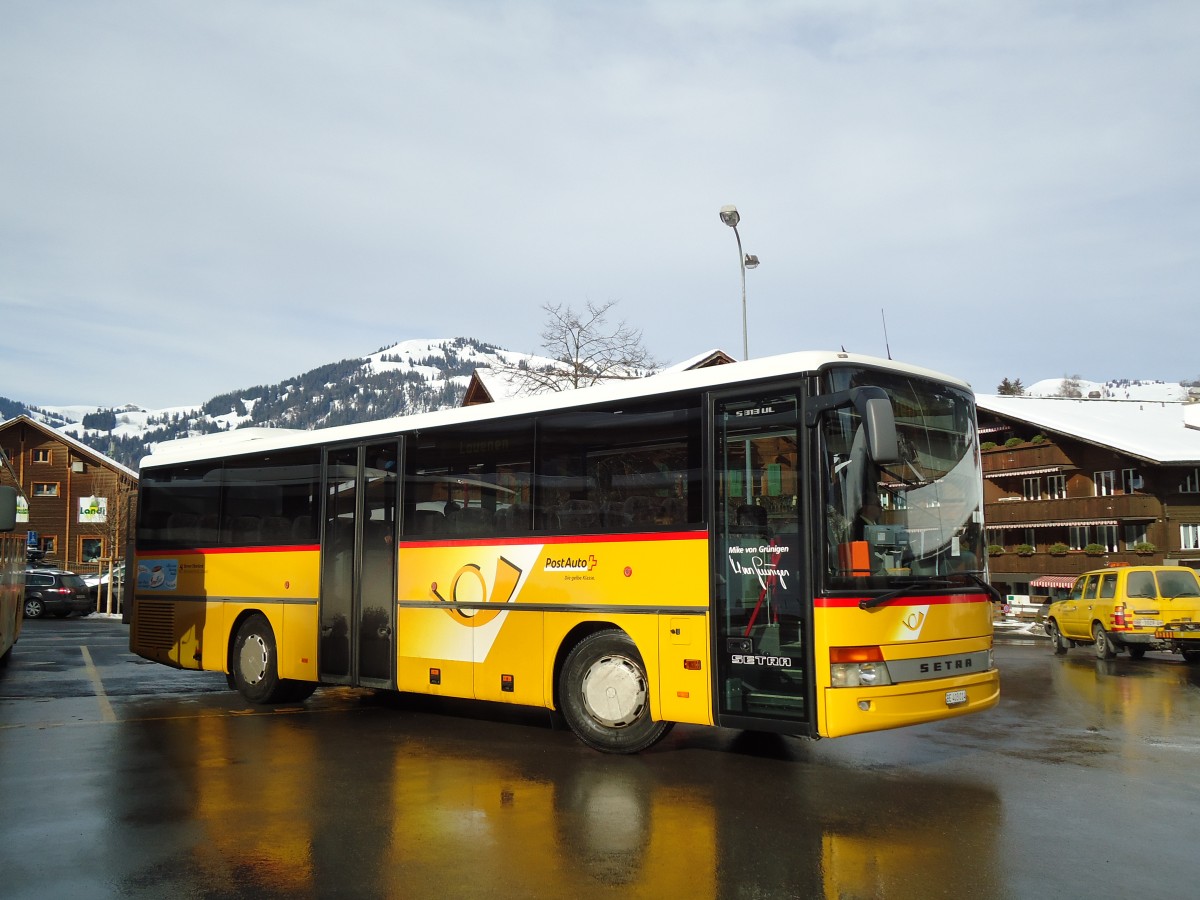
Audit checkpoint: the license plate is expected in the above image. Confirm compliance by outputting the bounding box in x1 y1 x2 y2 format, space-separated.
1133 618 1163 628
945 689 968 707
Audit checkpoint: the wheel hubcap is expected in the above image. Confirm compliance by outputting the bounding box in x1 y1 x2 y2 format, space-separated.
239 634 269 685
580 654 647 728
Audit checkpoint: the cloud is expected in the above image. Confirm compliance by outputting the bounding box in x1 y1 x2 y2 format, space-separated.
2 1 1198 405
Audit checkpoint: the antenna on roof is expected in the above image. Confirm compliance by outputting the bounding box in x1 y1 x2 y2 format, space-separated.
881 309 892 360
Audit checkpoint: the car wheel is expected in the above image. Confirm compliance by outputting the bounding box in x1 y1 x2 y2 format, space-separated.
1048 619 1069 655
1093 623 1117 660
23 598 45 619
559 629 673 754
1126 646 1147 660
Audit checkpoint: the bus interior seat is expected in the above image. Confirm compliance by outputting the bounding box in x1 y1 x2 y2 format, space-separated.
261 516 291 543
735 504 768 534
231 516 262 544
410 508 445 534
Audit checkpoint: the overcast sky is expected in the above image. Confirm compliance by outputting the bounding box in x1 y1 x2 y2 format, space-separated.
2 1 1197 409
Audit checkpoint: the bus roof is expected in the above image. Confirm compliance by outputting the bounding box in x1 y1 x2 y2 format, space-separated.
139 350 972 469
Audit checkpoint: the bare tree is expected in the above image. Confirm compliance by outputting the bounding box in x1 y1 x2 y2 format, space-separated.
500 300 660 394
1055 373 1084 398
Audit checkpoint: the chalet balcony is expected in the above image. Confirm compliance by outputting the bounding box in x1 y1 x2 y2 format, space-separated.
981 441 1072 475
984 493 1161 528
987 550 1159 579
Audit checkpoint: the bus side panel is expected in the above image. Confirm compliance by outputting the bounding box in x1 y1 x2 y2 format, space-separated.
133 548 320 677
474 609 544 705
397 534 710 715
396 606 475 697
656 612 713 726
814 595 998 738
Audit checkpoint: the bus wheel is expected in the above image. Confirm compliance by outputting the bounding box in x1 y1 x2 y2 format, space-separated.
1047 620 1069 655
560 629 673 754
1092 623 1117 660
232 614 287 703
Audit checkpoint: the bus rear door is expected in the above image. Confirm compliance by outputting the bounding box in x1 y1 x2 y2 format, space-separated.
319 442 399 689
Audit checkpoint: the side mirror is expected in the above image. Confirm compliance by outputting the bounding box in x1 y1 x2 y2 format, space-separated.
0 485 16 533
805 385 900 465
861 396 899 464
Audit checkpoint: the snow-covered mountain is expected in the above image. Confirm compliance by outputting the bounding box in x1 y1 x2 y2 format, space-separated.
1023 377 1190 402
8 338 556 470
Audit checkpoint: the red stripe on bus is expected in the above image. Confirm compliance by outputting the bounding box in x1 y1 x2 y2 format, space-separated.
398 530 708 549
138 531 707 557
815 593 991 608
137 544 320 557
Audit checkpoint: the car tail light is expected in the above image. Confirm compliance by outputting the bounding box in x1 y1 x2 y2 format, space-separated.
1112 603 1127 629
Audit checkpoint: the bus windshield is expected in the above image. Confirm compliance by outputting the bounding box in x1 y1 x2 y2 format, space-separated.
820 367 984 589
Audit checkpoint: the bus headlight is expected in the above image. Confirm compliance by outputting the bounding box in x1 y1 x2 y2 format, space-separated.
830 661 893 688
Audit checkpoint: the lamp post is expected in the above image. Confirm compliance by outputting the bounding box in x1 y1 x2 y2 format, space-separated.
719 205 759 360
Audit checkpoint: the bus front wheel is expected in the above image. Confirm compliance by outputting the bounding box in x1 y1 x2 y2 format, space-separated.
232 614 292 704
560 629 672 754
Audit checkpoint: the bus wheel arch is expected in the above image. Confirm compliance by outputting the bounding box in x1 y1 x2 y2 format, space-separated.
228 611 314 704
558 627 673 754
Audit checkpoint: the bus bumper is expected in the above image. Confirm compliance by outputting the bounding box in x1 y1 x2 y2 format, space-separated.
821 669 999 738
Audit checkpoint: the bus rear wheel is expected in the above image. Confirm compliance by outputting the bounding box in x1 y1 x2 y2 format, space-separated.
560 629 672 754
231 614 309 704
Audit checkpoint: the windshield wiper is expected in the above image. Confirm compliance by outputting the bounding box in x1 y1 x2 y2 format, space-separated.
964 572 1005 604
859 572 1002 610
860 579 954 610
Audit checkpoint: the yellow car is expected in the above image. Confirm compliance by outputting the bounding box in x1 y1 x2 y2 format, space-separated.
1045 566 1200 659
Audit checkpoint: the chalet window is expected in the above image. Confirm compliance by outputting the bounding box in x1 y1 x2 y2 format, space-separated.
1182 524 1200 551
1121 468 1142 493
33 482 59 497
1047 474 1067 499
1180 468 1200 493
41 535 58 554
33 449 51 463
1069 525 1089 550
1022 477 1041 501
1096 525 1119 553
1094 470 1116 497
80 538 103 562
1024 528 1036 551
1124 524 1147 549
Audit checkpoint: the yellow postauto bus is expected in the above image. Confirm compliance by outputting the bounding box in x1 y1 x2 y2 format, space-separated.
130 351 999 752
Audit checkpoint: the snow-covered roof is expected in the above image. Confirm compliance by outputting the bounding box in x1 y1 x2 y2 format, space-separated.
0 414 139 480
659 349 736 373
976 395 1200 465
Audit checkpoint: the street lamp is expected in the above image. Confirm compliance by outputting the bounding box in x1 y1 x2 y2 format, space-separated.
719 205 759 360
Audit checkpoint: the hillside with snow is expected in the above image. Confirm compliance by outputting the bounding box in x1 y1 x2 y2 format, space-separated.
1024 377 1189 402
8 338 561 470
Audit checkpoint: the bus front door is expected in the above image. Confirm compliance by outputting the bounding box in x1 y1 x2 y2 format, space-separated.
713 392 810 727
319 442 399 689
